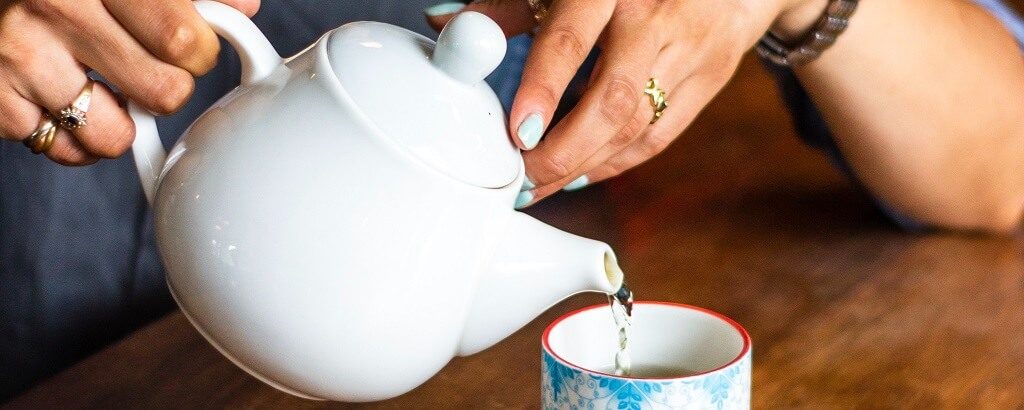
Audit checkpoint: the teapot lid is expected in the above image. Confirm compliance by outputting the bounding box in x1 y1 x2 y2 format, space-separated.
326 12 519 188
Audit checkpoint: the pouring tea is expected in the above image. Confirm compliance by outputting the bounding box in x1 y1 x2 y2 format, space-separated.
127 1 623 402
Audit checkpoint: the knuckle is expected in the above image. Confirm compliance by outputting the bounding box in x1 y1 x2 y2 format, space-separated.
609 116 645 147
598 75 640 127
160 20 218 74
145 70 193 114
598 163 625 181
161 22 200 63
538 152 574 181
90 120 135 158
639 134 671 157
532 84 561 111
606 165 626 180
47 138 95 166
5 45 43 79
544 25 588 62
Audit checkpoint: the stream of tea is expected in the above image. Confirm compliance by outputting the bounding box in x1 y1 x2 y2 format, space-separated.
608 282 634 376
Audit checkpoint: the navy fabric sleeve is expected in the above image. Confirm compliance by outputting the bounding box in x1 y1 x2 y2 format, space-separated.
766 0 1024 229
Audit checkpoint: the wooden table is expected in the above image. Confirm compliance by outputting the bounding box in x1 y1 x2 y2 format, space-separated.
8 56 1024 409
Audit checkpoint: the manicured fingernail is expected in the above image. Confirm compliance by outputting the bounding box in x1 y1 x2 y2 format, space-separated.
515 190 534 209
563 175 589 191
424 2 465 16
521 176 535 191
517 113 544 150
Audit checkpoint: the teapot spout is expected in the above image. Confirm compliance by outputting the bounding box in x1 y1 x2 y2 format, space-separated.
457 212 623 356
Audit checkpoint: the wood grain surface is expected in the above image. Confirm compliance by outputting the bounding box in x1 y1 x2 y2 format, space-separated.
7 53 1024 409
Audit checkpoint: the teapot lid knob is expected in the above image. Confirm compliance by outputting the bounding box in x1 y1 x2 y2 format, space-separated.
432 12 507 84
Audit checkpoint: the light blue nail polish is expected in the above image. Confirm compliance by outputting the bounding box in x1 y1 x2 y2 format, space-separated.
515 190 534 209
563 175 589 191
521 176 535 191
517 113 544 150
424 2 465 16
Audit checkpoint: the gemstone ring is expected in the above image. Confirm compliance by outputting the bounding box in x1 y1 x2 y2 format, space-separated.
57 80 94 130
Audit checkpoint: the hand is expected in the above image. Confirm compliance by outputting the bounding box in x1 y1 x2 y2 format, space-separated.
0 0 260 165
427 0 818 207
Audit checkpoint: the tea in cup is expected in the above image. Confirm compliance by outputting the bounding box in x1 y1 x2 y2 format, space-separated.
542 302 751 409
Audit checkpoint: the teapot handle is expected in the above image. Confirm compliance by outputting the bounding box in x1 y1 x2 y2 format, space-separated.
130 0 281 205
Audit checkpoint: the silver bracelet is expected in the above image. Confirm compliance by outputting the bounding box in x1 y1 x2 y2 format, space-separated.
757 0 859 66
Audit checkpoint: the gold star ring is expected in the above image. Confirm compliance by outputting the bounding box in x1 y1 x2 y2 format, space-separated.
643 78 668 124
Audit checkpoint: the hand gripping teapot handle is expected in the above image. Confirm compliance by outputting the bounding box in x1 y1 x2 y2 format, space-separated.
129 0 281 205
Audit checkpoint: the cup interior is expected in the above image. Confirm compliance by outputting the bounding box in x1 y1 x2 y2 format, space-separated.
543 302 749 379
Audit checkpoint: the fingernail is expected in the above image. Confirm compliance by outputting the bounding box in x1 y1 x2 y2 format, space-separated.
521 176 535 191
515 190 534 209
424 2 465 16
517 113 544 150
563 175 589 191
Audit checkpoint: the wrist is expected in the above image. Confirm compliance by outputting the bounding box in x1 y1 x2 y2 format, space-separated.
771 0 828 41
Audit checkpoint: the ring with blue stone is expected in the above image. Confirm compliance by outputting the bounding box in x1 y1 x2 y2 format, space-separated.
56 80 94 130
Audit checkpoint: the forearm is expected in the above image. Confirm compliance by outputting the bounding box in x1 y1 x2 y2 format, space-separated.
784 0 1024 232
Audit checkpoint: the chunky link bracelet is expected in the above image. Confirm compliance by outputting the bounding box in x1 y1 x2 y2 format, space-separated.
757 0 859 66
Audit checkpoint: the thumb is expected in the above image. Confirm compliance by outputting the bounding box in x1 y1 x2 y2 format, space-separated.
424 0 537 38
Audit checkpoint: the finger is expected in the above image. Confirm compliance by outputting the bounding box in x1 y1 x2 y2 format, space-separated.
46 80 134 159
508 0 616 150
29 0 195 115
6 27 136 159
102 0 221 76
0 84 46 142
518 13 660 190
0 13 52 142
524 91 653 203
584 77 716 186
0 83 96 165
522 44 685 197
519 55 684 206
45 129 100 166
426 1 537 38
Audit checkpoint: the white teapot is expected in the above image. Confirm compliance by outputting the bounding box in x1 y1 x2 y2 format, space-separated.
128 1 623 402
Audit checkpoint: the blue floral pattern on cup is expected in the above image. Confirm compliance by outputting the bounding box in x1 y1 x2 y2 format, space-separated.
542 349 751 409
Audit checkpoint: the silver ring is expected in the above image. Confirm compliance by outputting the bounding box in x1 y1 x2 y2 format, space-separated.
57 80 94 130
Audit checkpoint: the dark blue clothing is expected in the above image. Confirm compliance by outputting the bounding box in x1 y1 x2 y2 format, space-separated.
1 0 1021 400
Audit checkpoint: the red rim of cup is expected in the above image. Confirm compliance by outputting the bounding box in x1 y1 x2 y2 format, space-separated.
541 301 752 381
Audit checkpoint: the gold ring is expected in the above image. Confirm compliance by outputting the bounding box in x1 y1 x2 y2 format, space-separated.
526 0 550 23
57 79 94 130
23 113 58 154
643 78 668 124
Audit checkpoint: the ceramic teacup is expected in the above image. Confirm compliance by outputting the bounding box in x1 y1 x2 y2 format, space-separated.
542 302 752 409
